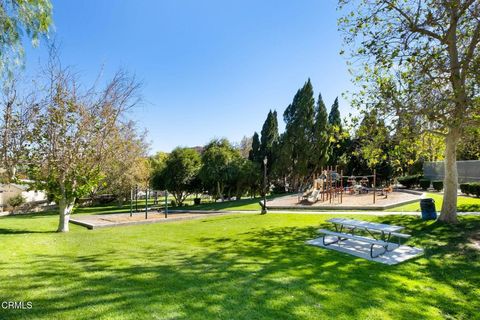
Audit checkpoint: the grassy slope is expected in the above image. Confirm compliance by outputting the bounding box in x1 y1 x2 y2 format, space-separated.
387 193 480 212
0 212 479 320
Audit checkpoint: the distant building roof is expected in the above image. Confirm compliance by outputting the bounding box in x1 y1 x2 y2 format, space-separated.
190 146 204 154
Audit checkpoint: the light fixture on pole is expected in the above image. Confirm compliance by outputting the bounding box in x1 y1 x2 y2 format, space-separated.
262 156 268 214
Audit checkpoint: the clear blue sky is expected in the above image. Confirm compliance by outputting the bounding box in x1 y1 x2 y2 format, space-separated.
25 0 354 153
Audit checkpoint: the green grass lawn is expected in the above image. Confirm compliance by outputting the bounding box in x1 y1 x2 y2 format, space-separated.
0 211 479 319
388 193 480 212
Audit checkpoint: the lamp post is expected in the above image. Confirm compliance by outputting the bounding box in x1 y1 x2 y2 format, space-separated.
262 156 268 214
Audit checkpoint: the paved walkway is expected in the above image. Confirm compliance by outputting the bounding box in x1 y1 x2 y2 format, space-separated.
167 209 480 216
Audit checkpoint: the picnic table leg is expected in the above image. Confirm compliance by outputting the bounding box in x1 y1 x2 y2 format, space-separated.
322 235 345 246
366 229 377 240
384 232 400 252
370 243 388 258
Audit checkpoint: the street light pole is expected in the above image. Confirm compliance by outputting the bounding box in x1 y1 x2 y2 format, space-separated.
262 156 268 214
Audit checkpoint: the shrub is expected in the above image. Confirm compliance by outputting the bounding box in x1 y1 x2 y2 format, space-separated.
472 183 480 198
419 179 431 190
460 183 469 195
397 174 422 189
432 180 443 192
460 183 480 197
7 195 26 213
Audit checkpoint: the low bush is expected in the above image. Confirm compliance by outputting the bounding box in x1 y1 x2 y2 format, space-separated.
419 179 431 190
397 174 422 189
7 195 26 213
460 183 480 197
432 180 443 192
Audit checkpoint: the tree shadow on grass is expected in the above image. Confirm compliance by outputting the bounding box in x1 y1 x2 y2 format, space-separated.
2 217 479 319
0 210 58 219
458 204 480 212
0 228 55 235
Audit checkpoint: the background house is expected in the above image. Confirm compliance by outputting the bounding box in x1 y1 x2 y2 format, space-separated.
0 184 47 212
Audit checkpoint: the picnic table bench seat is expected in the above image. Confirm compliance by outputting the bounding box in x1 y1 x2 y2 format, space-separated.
360 228 411 245
318 229 389 258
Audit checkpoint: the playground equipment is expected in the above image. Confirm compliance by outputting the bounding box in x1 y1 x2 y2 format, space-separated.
302 166 344 204
129 186 168 219
301 168 389 205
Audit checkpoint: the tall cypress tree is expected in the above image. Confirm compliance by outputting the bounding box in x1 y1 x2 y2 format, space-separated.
328 97 344 167
282 79 315 188
249 132 261 162
260 110 279 178
312 93 330 173
260 110 279 160
328 97 342 128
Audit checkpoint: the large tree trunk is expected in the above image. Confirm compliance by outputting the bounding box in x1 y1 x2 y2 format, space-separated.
57 198 74 232
438 128 460 224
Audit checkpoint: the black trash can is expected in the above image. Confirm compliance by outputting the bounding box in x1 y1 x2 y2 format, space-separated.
420 198 437 220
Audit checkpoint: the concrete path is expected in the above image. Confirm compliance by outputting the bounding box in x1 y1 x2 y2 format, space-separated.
167 209 480 216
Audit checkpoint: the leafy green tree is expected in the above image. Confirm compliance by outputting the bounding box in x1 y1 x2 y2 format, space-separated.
98 121 150 205
238 160 261 197
311 93 330 173
457 127 480 160
339 0 480 223
150 151 169 191
354 110 393 183
161 147 201 206
150 151 169 174
29 63 141 232
200 139 242 200
0 0 52 77
283 79 315 188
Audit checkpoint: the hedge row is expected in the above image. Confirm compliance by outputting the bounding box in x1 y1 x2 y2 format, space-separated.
397 174 445 191
397 174 423 189
432 181 443 191
460 183 480 197
419 179 430 190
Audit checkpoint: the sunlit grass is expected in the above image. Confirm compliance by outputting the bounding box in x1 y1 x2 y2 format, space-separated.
0 211 478 319
388 193 480 212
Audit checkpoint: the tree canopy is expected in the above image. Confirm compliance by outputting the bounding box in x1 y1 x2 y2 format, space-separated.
0 0 52 77
338 0 480 223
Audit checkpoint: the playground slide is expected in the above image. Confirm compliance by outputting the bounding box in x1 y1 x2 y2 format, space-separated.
307 189 320 203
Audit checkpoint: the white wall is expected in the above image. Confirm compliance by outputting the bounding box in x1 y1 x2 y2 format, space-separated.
0 185 47 210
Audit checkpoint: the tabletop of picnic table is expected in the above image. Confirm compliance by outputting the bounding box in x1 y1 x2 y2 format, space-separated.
327 218 404 233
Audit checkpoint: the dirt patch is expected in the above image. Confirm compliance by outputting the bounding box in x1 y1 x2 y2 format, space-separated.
267 190 422 209
70 211 234 229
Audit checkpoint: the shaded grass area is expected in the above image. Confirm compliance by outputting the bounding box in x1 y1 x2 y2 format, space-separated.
388 193 480 212
0 212 479 319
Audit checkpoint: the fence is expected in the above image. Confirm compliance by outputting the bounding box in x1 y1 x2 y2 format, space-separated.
423 160 480 183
